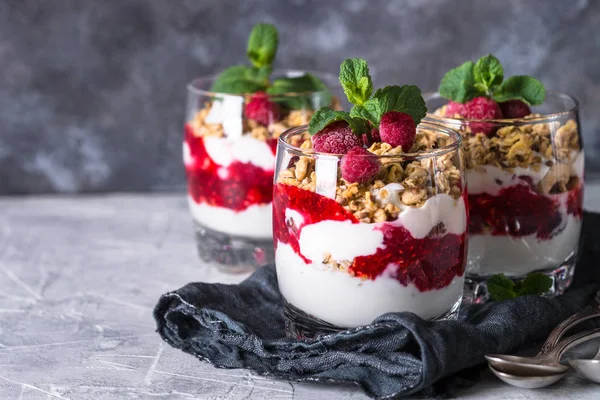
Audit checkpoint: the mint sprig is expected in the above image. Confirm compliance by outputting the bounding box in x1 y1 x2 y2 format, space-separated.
438 54 546 106
308 108 368 136
339 58 373 106
210 23 329 106
210 65 269 93
439 61 482 104
350 85 426 127
267 74 332 109
493 76 546 105
246 23 278 68
487 272 553 301
309 58 426 138
473 55 504 95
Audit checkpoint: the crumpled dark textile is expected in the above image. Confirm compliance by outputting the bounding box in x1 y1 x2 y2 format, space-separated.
154 212 600 399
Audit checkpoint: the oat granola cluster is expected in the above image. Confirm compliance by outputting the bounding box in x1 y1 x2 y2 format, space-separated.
189 101 316 141
278 130 463 223
434 106 581 194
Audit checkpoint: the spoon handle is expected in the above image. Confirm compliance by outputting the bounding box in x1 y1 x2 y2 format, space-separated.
539 292 600 356
548 328 600 363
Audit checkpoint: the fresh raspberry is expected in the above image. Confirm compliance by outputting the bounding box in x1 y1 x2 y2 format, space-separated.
460 97 502 135
461 97 502 120
340 146 381 183
311 121 362 154
244 92 280 126
445 101 465 117
499 100 531 119
379 111 416 151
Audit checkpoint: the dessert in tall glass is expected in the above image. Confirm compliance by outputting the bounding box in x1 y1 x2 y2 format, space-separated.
425 55 583 302
184 24 338 272
274 59 467 338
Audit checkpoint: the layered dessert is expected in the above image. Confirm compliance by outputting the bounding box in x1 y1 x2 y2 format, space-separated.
183 23 335 263
275 59 467 329
185 96 314 239
428 55 583 279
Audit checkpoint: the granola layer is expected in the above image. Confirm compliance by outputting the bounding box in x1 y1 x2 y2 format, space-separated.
277 129 463 223
189 101 316 141
433 106 581 195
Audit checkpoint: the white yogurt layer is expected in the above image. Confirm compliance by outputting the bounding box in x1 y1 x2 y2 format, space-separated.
276 193 467 327
205 97 244 139
467 191 582 276
370 189 467 239
276 243 464 327
202 135 275 171
188 197 272 239
466 164 549 195
466 153 584 276
467 151 584 196
468 214 581 276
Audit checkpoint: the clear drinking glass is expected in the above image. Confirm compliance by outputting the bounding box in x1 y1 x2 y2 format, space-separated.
273 123 467 338
424 92 584 303
184 71 339 273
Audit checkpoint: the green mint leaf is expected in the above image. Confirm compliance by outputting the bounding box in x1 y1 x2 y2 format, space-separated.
492 75 546 105
246 23 278 68
349 102 380 126
474 54 504 93
255 65 273 82
487 273 517 301
350 85 426 127
339 58 373 106
210 65 268 94
266 74 331 109
308 108 368 137
517 273 553 296
267 74 328 94
438 61 484 103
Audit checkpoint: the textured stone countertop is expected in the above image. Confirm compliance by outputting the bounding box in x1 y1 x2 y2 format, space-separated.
1 188 600 399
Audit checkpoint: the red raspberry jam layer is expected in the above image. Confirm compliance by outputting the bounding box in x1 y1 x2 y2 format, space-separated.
184 124 276 211
273 183 466 291
469 183 583 239
567 185 584 218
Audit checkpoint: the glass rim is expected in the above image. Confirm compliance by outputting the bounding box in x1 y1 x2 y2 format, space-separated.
423 91 580 126
278 122 463 160
187 69 339 98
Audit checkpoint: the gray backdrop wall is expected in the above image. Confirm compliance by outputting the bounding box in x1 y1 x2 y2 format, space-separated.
1 0 598 194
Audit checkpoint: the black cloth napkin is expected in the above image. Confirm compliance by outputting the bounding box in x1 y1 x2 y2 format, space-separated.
154 212 600 399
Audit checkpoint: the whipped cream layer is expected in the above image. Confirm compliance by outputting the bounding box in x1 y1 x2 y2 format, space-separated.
466 152 584 276
201 136 275 171
277 243 464 327
188 197 272 239
276 193 467 327
466 151 584 196
467 190 581 276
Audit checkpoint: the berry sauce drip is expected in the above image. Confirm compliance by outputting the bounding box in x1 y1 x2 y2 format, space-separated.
273 183 357 263
567 185 583 218
273 183 466 291
468 184 583 239
351 225 466 291
185 124 274 211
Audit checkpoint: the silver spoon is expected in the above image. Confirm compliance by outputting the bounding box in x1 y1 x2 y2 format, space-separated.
488 328 600 388
486 290 600 373
569 344 600 383
489 366 566 389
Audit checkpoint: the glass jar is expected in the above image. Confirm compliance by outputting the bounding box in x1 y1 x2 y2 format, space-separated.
184 71 340 273
273 123 467 338
424 92 583 303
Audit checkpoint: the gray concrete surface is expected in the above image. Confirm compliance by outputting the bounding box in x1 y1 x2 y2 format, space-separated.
1 189 600 399
1 0 599 194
